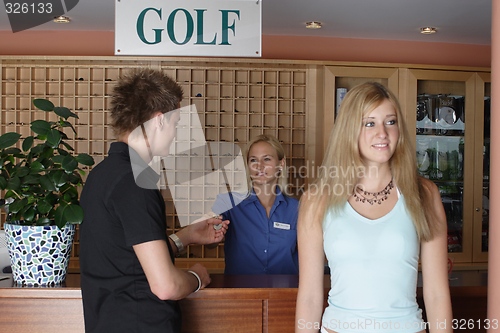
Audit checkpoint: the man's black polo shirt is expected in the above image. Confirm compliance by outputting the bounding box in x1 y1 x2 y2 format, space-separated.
79 142 180 333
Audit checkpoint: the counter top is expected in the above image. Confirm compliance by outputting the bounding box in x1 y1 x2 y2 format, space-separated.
0 269 488 293
0 271 488 333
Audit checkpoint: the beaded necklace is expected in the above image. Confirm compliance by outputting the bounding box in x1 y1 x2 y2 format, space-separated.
353 179 394 205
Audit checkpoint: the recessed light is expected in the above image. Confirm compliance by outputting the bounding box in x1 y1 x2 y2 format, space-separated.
53 16 71 23
306 21 322 29
420 27 437 35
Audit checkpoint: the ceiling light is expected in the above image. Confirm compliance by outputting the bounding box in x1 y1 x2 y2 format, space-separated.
306 21 322 29
420 27 437 35
53 16 71 23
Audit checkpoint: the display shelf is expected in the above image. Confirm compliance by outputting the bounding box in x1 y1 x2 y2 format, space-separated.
0 59 309 266
3 57 488 269
153 63 308 259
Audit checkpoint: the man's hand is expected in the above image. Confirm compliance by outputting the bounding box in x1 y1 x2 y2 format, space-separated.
177 217 230 246
187 263 211 291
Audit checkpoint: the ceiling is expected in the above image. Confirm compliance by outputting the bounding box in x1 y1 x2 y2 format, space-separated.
0 0 492 45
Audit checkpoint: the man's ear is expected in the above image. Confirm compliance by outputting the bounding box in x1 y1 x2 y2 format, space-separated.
153 112 163 128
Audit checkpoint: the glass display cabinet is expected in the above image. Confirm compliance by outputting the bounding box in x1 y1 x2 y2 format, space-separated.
403 69 486 265
473 72 490 263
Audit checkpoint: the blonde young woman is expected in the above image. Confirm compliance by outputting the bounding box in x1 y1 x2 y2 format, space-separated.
295 82 452 333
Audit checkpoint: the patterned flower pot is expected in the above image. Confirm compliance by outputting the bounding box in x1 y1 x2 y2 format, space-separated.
4 223 76 286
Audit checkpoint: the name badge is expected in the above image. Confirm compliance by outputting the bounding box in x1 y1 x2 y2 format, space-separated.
273 222 290 230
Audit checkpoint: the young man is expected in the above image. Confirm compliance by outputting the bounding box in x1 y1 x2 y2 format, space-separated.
79 68 228 333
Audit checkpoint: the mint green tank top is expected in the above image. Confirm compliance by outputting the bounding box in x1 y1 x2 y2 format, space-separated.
322 193 425 332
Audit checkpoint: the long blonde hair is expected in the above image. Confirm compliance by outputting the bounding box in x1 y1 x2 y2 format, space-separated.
308 82 436 241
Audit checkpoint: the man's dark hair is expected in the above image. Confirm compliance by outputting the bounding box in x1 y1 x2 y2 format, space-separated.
110 68 184 137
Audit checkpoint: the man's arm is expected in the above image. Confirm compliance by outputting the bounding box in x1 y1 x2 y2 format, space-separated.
134 240 210 300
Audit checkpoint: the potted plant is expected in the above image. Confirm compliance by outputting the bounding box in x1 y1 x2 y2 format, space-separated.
0 98 94 286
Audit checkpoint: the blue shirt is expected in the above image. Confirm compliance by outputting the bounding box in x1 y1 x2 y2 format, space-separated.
217 189 299 275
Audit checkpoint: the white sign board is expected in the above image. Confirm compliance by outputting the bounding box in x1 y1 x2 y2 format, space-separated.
115 0 262 57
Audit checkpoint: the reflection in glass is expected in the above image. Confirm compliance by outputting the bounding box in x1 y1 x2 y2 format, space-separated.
416 94 466 254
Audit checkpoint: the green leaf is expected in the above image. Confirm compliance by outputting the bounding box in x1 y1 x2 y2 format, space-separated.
45 192 58 206
57 149 70 156
33 98 54 111
37 199 53 215
52 154 65 164
68 173 82 185
66 123 77 135
36 217 52 226
50 170 68 187
37 158 54 171
60 132 70 141
39 146 54 159
14 166 31 178
7 177 21 191
75 153 95 166
0 132 21 149
54 106 78 119
63 185 79 201
9 198 28 214
54 205 65 228
28 161 44 173
60 121 73 128
40 175 56 191
23 174 41 185
0 176 7 190
60 141 75 151
46 129 62 148
29 184 44 196
1 148 22 156
23 206 36 222
60 204 84 226
22 136 34 152
30 144 45 156
62 155 78 172
31 120 51 136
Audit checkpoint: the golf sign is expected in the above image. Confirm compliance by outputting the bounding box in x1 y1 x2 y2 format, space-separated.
115 0 261 57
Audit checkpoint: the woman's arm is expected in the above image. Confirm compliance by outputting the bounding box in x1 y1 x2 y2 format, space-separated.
296 192 326 332
420 179 453 332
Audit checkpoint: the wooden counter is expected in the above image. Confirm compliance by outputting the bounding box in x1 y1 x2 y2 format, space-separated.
0 271 488 333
